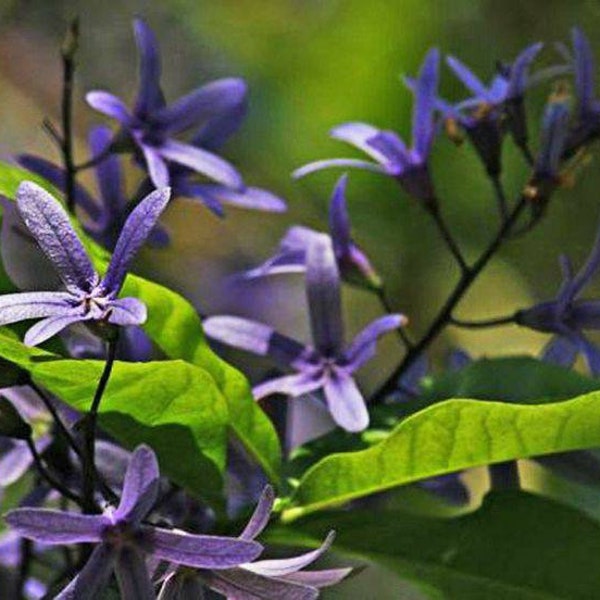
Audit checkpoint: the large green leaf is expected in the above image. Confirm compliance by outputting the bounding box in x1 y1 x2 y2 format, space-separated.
270 491 600 599
0 331 228 505
282 389 600 520
0 162 281 483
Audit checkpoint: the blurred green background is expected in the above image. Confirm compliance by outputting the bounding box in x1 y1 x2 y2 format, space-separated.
0 1 598 597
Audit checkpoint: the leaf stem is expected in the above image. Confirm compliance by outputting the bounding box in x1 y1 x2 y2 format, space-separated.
429 206 469 273
449 314 516 329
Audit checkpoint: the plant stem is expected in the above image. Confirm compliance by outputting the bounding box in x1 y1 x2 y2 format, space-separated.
449 314 516 329
82 334 118 513
492 175 508 220
372 195 528 403
16 538 32 599
488 461 520 490
429 206 469 273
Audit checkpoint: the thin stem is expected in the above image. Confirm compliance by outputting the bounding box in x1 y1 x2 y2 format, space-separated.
26 437 82 505
74 145 113 172
429 206 469 273
16 538 32 599
372 195 529 404
375 287 414 350
60 19 79 214
449 314 516 329
492 175 508 220
489 461 520 490
82 334 118 513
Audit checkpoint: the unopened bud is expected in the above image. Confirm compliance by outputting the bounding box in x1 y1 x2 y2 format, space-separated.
61 18 80 61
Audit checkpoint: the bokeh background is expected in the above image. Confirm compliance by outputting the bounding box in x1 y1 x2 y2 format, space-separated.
0 1 598 597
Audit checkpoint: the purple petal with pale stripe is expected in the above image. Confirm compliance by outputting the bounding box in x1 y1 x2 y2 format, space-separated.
573 28 596 113
306 235 344 355
412 48 440 157
542 336 578 368
102 187 171 294
507 42 544 99
366 131 410 171
330 122 388 162
0 291 73 326
115 547 155 600
239 485 274 540
86 91 132 125
446 55 490 99
323 371 368 432
246 531 336 577
155 78 248 134
202 185 287 212
192 93 248 151
16 182 97 292
329 174 352 257
24 311 87 347
5 509 105 544
133 18 164 115
282 568 352 589
203 316 308 367
344 314 406 371
141 144 170 188
160 140 242 189
292 159 385 180
253 373 322 400
150 528 262 568
107 297 148 326
114 445 160 524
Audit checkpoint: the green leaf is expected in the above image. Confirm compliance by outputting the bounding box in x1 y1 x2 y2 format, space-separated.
270 491 600 599
0 162 281 484
283 390 600 520
0 331 228 505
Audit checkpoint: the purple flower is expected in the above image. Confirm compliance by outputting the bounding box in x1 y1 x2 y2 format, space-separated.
293 49 440 206
0 181 170 346
205 235 406 432
86 18 245 190
441 43 544 175
516 219 600 375
243 175 381 289
158 486 350 599
19 126 170 250
5 445 263 599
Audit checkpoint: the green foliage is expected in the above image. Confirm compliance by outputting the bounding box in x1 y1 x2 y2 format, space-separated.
271 491 600 599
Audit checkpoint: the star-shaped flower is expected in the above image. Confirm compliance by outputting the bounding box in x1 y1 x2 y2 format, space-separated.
86 18 244 190
5 445 263 599
0 181 169 346
293 49 440 206
205 235 405 432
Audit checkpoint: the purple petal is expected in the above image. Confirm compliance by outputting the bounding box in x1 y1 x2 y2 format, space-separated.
196 185 287 213
209 568 319 600
16 182 97 293
306 235 344 355
203 316 309 368
573 28 596 113
159 140 242 189
282 568 352 589
150 528 262 568
86 91 132 125
114 445 160 524
55 543 116 600
328 174 352 257
574 332 600 375
292 159 385 180
542 336 578 368
330 122 388 162
5 509 105 544
252 373 323 400
192 92 248 151
140 144 170 188
155 78 248 135
172 181 225 216
446 55 490 99
412 48 440 157
133 18 164 115
239 485 274 540
115 547 155 600
0 291 74 326
0 441 34 486
570 220 600 298
107 297 148 326
507 42 544 99
536 98 570 177
24 311 87 347
323 371 369 432
344 314 406 370
366 131 410 171
246 531 336 577
571 301 600 329
102 187 171 294
447 348 472 371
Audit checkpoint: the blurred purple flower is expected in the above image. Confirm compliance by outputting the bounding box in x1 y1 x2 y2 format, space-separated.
158 486 350 599
6 445 262 599
0 182 169 346
86 19 244 190
0 531 46 599
205 235 406 432
243 175 381 289
516 218 600 374
294 49 440 206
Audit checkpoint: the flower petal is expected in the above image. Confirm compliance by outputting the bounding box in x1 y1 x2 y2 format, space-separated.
507 42 544 99
114 445 160 524
328 174 352 257
323 371 369 432
572 27 596 114
133 18 164 115
102 187 171 294
16 181 97 293
107 297 148 326
252 373 322 400
292 159 385 180
281 568 352 589
192 93 248 151
446 55 490 99
193 185 287 213
0 291 74 327
330 122 388 162
239 485 274 541
159 140 243 189
24 311 87 347
541 336 578 368
115 546 155 600
306 235 344 355
5 508 105 544
86 91 132 125
140 143 170 188
344 314 406 371
412 48 440 157
150 528 262 569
